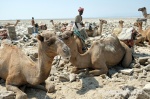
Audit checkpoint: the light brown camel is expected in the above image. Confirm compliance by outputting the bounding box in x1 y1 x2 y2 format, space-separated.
50 20 62 32
113 20 124 36
138 7 150 19
134 21 150 45
59 31 132 76
86 19 107 37
0 33 71 99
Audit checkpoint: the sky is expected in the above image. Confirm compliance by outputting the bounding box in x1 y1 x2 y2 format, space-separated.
0 0 150 20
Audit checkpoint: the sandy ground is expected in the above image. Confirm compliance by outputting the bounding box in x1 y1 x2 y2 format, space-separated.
0 18 150 99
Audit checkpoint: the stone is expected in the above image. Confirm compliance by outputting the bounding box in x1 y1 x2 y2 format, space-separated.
138 57 149 65
120 69 133 75
143 64 150 71
146 76 150 82
58 74 69 82
133 63 140 68
0 91 15 99
129 89 150 99
69 73 76 82
143 83 150 95
133 68 143 73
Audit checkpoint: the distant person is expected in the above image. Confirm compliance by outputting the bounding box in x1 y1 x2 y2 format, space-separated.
31 17 35 26
31 17 38 33
72 7 88 51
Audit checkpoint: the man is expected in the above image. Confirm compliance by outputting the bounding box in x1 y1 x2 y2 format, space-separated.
31 17 35 26
72 7 88 51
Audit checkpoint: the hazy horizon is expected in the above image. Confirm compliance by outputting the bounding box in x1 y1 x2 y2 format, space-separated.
0 0 150 20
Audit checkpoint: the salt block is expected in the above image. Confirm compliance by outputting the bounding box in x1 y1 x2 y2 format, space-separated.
7 26 17 40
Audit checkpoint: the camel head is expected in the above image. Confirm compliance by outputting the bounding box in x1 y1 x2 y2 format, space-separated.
138 7 146 11
50 20 53 23
99 19 107 24
37 33 71 60
134 21 143 27
58 31 74 46
119 20 124 24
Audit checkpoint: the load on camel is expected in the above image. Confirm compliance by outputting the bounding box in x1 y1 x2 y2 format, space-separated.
134 21 150 45
59 31 132 76
85 19 107 37
0 33 71 99
113 20 143 47
0 20 20 40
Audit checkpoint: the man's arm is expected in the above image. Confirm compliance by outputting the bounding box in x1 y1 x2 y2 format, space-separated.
75 22 78 29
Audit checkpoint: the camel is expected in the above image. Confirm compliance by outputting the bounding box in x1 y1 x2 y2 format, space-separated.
134 21 150 45
138 7 150 19
0 33 71 99
86 19 107 37
113 20 124 36
59 31 132 76
50 20 62 32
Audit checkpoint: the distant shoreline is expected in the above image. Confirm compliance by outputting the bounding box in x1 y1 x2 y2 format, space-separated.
0 16 142 21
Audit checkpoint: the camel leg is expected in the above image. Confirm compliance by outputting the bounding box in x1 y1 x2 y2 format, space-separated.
121 42 132 68
6 75 27 99
6 84 27 99
44 81 55 93
89 62 108 76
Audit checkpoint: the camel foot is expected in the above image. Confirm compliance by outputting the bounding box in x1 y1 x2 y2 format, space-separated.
16 93 27 99
45 82 55 93
89 69 107 76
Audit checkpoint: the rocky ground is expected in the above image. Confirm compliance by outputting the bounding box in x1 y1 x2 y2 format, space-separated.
0 18 150 99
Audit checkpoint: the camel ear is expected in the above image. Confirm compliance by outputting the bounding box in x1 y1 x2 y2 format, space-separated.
37 35 44 42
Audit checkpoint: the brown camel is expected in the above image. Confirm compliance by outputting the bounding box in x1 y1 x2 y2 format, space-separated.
59 31 132 76
0 33 71 99
134 21 150 45
86 19 107 37
113 20 124 36
138 7 150 19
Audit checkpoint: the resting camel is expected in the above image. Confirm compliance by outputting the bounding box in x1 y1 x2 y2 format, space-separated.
134 21 150 45
138 7 150 19
59 31 132 76
86 19 107 37
0 33 71 99
113 20 124 36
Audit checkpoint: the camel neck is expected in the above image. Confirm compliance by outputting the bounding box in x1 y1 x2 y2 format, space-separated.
142 10 147 18
99 23 103 35
69 38 90 68
119 24 123 28
37 43 55 81
138 26 143 34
